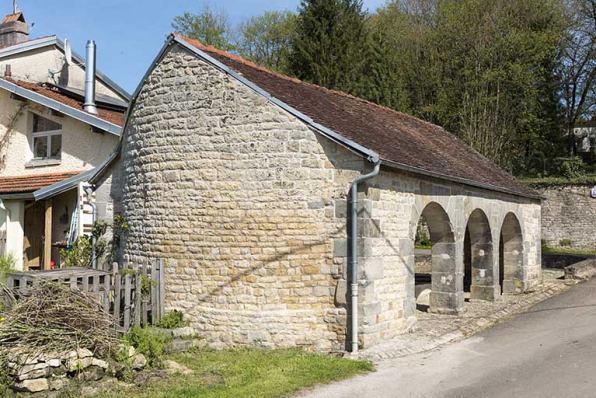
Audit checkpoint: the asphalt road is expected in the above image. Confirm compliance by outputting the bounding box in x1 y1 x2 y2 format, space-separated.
300 277 596 398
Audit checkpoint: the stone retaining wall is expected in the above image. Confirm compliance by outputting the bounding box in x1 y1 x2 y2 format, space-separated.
535 184 596 250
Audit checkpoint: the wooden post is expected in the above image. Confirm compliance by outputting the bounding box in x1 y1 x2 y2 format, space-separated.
123 273 132 332
43 199 52 270
134 264 141 327
114 274 121 330
159 259 165 320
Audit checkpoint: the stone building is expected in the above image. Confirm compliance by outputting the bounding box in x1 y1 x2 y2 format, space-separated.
91 34 542 352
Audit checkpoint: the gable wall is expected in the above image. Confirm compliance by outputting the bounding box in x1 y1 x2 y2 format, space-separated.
117 44 541 351
0 45 126 100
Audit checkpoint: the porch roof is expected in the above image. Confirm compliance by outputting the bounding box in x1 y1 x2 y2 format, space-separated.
0 171 84 196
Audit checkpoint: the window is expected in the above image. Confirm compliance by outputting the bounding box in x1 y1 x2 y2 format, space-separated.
31 113 62 159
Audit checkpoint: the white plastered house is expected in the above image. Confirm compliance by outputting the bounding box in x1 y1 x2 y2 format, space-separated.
0 10 127 270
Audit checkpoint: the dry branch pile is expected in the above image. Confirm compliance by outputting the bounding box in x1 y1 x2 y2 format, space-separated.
0 281 117 359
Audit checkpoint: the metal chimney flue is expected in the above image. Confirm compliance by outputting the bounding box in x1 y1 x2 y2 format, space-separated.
84 40 98 114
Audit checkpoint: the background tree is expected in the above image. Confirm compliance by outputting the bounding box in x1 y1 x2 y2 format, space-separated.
559 0 596 155
363 0 565 171
289 0 369 93
237 11 297 73
171 4 235 51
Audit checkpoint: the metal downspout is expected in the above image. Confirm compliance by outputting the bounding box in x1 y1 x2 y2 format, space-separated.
350 160 381 353
85 186 97 269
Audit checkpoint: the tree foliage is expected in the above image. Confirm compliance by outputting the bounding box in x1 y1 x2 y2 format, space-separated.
170 0 596 177
171 4 235 51
559 0 596 154
360 0 566 171
237 11 297 73
289 0 369 92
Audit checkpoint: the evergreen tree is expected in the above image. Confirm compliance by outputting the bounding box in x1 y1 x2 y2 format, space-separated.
289 0 368 93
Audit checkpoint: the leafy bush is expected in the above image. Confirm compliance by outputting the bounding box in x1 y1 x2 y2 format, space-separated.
0 358 12 397
559 157 586 179
559 239 572 247
0 254 16 284
123 326 170 368
155 310 188 329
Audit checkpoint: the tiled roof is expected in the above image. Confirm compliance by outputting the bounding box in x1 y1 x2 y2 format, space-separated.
3 78 125 126
177 35 538 199
0 171 84 194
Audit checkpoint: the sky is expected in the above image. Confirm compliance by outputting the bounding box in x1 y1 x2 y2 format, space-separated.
16 0 387 96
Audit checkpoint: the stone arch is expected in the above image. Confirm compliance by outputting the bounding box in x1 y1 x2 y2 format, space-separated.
411 202 461 314
500 212 524 294
464 209 498 301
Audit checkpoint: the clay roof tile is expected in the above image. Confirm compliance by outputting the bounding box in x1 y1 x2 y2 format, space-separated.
0 171 84 194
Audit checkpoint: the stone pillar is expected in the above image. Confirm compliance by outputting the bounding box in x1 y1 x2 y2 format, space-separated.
470 239 499 301
502 243 524 293
429 240 464 314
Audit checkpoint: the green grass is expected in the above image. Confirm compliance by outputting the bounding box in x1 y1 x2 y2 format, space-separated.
542 246 596 256
414 244 431 250
520 174 596 187
94 348 373 398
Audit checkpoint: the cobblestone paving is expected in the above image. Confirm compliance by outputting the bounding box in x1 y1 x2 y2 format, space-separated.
353 269 573 362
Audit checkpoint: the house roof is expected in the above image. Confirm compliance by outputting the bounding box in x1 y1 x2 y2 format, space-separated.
172 35 538 199
0 171 83 195
0 35 130 101
0 77 123 135
6 79 125 126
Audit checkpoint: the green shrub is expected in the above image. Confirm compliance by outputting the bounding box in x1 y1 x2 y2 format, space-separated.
155 310 188 329
559 157 586 179
0 358 13 396
559 239 572 247
0 254 16 284
123 326 170 368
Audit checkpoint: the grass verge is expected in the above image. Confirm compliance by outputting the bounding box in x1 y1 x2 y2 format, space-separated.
94 348 373 398
542 246 596 256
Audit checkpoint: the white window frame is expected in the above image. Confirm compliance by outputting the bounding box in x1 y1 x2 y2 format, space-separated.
32 130 62 160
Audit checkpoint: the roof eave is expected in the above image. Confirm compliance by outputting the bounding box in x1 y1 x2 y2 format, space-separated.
33 170 93 201
0 192 34 200
381 159 543 200
0 78 122 136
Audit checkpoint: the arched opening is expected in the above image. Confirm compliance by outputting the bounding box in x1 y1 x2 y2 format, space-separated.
500 213 524 294
464 209 498 301
413 202 460 314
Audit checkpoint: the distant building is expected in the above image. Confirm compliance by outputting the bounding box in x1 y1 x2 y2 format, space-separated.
574 120 596 158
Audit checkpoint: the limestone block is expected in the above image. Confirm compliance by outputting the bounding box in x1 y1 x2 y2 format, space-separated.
13 378 50 393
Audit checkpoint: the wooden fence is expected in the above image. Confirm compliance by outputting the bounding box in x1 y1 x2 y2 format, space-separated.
3 259 165 333
0 230 6 257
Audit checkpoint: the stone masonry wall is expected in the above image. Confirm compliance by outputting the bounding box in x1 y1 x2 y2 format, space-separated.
116 43 542 352
120 46 368 351
535 185 596 250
